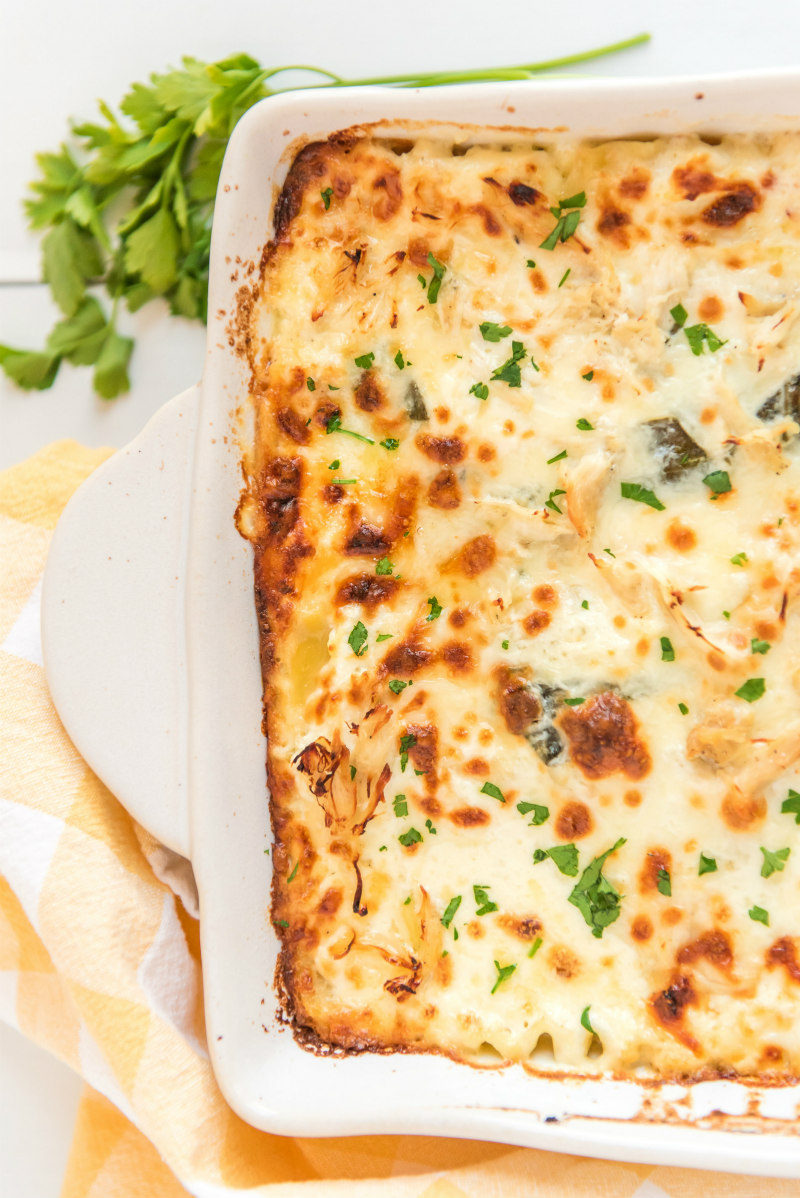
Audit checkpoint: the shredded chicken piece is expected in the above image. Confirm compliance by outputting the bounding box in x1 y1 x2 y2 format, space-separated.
566 452 613 540
727 425 795 475
687 700 754 768
734 720 800 795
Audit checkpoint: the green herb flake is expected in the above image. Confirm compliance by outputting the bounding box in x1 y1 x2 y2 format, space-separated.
425 818 437 835
394 349 405 369
730 551 748 566
274 919 289 929
684 322 727 355
480 321 512 342
547 449 568 465
469 381 489 400
490 340 527 388
306 376 316 391
426 596 443 622
287 860 299 883
491 960 517 994
749 905 769 926
389 679 411 694
660 636 675 662
582 370 594 381
380 437 400 451
526 259 536 269
328 459 340 470
403 895 412 905
751 637 771 655
604 547 616 558
563 697 585 707
699 853 718 876
325 410 375 444
375 556 394 575
760 846 790 878
545 487 567 514
473 884 498 916
398 828 422 847
678 702 689 715
501 639 509 650
781 789 800 823
533 843 579 877
620 482 666 511
736 678 766 703
376 632 393 643
480 781 505 803
393 794 408 817
576 417 594 430
540 192 585 250
580 1006 596 1035
332 478 357 485
417 273 426 288
656 867 672 896
703 470 732 495
399 732 417 773
558 268 571 288
321 187 333 210
568 837 626 938
350 765 357 780
670 303 688 328
348 621 368 657
581 600 589 610
528 936 543 958
441 895 462 928
354 352 375 369
723 610 731 619
517 801 549 825
426 252 446 304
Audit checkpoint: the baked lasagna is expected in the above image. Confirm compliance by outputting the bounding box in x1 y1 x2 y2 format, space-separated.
236 126 800 1076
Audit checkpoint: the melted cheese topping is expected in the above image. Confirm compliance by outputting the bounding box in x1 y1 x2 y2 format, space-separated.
239 130 800 1076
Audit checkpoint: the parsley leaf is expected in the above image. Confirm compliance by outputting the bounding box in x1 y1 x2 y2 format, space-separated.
425 252 446 303
394 350 405 369
540 192 585 250
480 321 512 341
388 679 411 694
678 702 689 715
306 377 316 391
441 896 461 928
380 437 400 450
533 844 579 876
703 470 732 495
684 322 727 355
558 268 571 288
398 828 422 847
544 487 566 514
480 782 505 803
399 732 416 772
426 596 443 622
781 789 800 823
325 410 375 444
473 884 498 916
393 794 408 817
760 846 790 878
568 838 626 938
375 557 394 575
469 382 489 400
670 303 688 328
730 551 748 566
563 697 585 707
749 905 769 926
348 621 368 657
547 449 567 464
656 867 671 896
491 960 516 994
528 936 543 958
376 632 393 643
354 351 375 369
517 801 549 825
287 860 299 883
750 637 771 655
699 853 718 875
660 636 675 662
490 340 527 388
736 678 765 703
321 187 333 209
580 1006 596 1035
576 417 594 430
620 482 665 511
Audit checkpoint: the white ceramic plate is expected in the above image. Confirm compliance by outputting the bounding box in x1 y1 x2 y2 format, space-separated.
42 70 800 1174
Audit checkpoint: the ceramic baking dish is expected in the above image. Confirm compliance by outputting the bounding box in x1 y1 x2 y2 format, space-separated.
42 69 800 1174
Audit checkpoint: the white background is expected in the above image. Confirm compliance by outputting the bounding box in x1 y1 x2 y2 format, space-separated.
2 2 800 1193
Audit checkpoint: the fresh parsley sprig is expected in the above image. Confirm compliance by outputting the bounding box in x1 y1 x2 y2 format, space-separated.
1 37 649 398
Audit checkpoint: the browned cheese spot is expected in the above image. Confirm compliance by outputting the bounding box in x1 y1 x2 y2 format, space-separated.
336 573 399 609
317 887 343 916
755 619 778 641
650 974 699 1052
477 443 496 462
471 204 502 236
275 406 311 445
495 667 541 735
372 170 403 222
507 181 540 206
698 295 724 322
448 607 470 628
523 609 551 636
255 457 301 542
419 796 442 817
415 433 466 464
407 238 431 268
639 848 672 894
464 757 489 775
559 691 652 780
466 919 485 939
673 162 717 201
272 136 357 239
661 907 683 926
498 914 542 940
554 801 593 841
624 788 642 808
619 170 650 200
766 937 800 983
532 583 558 607
702 183 761 227
720 791 767 830
354 371 385 412
631 915 653 941
427 468 462 509
382 641 433 676
322 484 344 504
667 520 697 552
455 534 496 578
450 806 490 827
677 929 733 973
597 206 632 248
405 722 438 789
442 642 474 672
344 520 393 556
548 945 580 979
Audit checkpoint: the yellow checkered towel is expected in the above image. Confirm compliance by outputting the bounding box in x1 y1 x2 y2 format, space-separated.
1 441 795 1198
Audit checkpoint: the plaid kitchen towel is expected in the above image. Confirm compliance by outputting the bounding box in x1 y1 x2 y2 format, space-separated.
0 440 797 1198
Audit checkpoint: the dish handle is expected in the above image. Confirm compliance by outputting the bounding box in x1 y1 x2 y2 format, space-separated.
41 385 200 859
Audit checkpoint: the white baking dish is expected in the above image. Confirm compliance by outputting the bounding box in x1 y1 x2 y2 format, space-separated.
42 69 800 1174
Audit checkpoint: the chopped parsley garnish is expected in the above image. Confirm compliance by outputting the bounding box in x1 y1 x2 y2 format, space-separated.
425 818 437 835
331 478 357 485
568 837 626 938
660 636 675 662
380 437 400 450
730 551 748 566
678 702 689 715
581 600 589 610
576 417 594 430
540 191 586 250
781 789 800 823
736 678 765 703
517 801 549 825
533 843 579 877
684 322 727 355
469 381 489 400
328 459 340 470
441 895 461 928
580 1006 596 1035
354 352 375 369
547 449 567 464
480 781 505 803
425 252 446 303
490 340 527 388
604 548 616 557
528 936 543 958
582 370 594 381
321 187 333 210
526 259 536 268
376 632 393 643
417 273 426 288
545 487 566 514
389 679 411 694
306 377 316 391
501 639 509 650
394 350 406 369
620 482 665 511
398 828 422 847
760 846 790 878
473 884 498 916
348 621 368 657
563 697 585 707
491 960 517 994
703 470 732 495
393 794 408 817
325 410 375 444
656 867 671 896
375 556 394 575
287 860 299 883
670 303 687 328
699 853 718 875
328 384 339 390
403 895 412 905
480 321 512 342
350 765 357 780
558 268 571 288
749 905 769 926
530 354 541 373
426 596 443 622
274 919 289 929
399 732 417 772
723 611 731 619
751 638 771 655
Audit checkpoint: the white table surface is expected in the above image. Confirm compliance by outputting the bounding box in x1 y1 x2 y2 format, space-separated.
3 2 800 1192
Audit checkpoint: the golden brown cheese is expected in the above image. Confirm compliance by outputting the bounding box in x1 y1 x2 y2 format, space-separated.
237 128 800 1076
